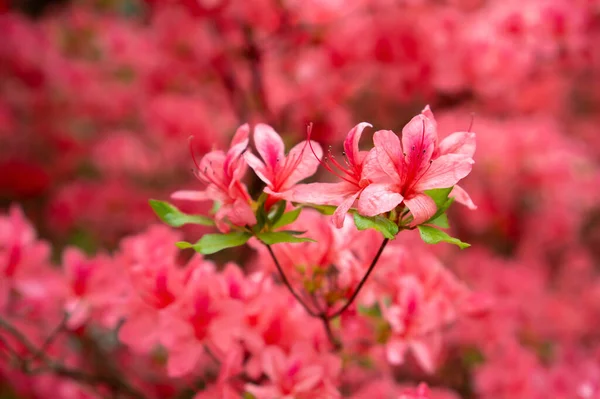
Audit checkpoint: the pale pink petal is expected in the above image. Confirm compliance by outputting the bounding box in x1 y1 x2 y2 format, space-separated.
171 190 211 202
119 308 161 353
278 140 323 190
450 185 477 209
245 152 273 187
245 385 280 399
373 130 403 177
167 344 204 377
410 337 439 374
254 123 284 172
357 183 403 216
386 338 407 365
332 190 361 228
415 154 474 191
231 123 250 147
362 147 397 182
420 104 437 129
401 114 437 170
294 365 324 392
224 141 249 180
343 122 372 167
438 132 476 157
291 182 357 205
262 347 287 384
404 193 437 226
228 198 257 227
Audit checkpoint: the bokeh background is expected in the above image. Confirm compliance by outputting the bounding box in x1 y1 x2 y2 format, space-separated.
1 0 600 398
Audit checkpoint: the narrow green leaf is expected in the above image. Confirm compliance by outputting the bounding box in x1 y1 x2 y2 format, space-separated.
358 303 382 318
272 207 302 229
175 241 194 249
186 232 252 255
353 213 399 239
302 204 337 215
149 199 214 227
268 200 287 225
256 231 316 245
427 213 449 229
417 225 470 249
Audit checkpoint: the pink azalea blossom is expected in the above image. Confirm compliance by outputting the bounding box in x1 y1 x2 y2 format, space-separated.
291 122 373 227
245 344 341 399
358 106 475 225
245 123 323 206
172 124 256 232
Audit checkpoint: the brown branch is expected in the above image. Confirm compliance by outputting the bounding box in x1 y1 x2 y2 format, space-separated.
0 317 146 399
265 244 319 317
327 238 389 319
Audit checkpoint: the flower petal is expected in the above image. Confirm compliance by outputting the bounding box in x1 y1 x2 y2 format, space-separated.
245 152 273 187
343 122 372 167
231 123 250 147
450 185 477 209
171 190 210 201
404 193 437 226
357 183 403 216
254 124 285 172
373 130 403 177
278 140 323 190
333 190 361 228
415 154 474 191
401 114 437 173
438 132 476 157
291 182 357 205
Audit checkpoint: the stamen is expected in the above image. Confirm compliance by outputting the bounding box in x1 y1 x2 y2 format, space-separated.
468 112 476 132
306 123 357 185
189 136 202 171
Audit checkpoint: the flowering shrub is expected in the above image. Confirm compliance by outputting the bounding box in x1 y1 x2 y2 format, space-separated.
1 0 600 398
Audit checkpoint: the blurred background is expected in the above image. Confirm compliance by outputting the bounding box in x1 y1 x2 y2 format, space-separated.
1 0 600 397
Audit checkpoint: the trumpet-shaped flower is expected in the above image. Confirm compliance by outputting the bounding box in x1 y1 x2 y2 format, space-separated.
172 124 256 232
245 123 323 205
291 123 373 227
358 106 475 225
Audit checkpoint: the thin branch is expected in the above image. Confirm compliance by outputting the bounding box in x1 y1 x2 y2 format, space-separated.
0 317 146 399
319 314 341 350
265 244 319 317
327 238 389 319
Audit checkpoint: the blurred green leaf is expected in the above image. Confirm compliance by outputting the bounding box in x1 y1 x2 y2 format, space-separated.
256 231 315 245
176 232 251 254
149 199 214 227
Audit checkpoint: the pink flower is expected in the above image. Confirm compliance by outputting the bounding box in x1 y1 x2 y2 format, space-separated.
245 123 323 206
62 248 128 330
291 123 373 227
172 124 257 232
245 345 341 399
358 106 475 225
161 266 245 377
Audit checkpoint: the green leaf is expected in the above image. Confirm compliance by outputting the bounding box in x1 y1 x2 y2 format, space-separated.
358 303 382 318
353 213 399 239
179 232 252 254
417 225 470 249
302 204 337 215
149 199 214 227
427 213 449 229
272 207 302 229
256 231 316 245
268 200 287 226
424 187 453 209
